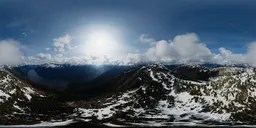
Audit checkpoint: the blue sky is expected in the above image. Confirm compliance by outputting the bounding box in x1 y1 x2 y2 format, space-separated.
1 0 256 65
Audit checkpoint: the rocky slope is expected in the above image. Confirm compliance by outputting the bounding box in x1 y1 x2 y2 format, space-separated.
73 63 256 126
0 68 74 125
0 69 43 114
3 63 256 127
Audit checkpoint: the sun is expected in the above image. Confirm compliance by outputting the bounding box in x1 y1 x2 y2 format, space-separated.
88 30 114 50
83 26 122 58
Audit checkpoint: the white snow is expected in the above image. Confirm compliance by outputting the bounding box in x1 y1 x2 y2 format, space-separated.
103 123 127 127
13 101 24 113
24 93 32 101
148 69 159 82
157 91 231 122
0 75 11 84
0 120 74 127
24 87 35 94
76 66 256 125
0 90 11 102
9 89 16 94
79 88 140 120
21 87 35 101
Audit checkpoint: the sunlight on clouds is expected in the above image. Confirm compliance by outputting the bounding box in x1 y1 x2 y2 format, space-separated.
53 34 72 52
75 24 129 59
84 29 119 57
23 53 120 65
5 32 256 66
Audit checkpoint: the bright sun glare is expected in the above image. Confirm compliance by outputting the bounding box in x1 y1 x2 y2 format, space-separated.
83 26 122 58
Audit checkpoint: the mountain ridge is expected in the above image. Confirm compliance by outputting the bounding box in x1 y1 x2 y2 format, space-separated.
2 63 256 126
72 63 256 126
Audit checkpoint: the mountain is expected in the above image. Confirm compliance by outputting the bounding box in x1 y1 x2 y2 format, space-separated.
0 68 45 113
12 64 137 92
72 63 256 126
0 68 74 125
3 63 256 127
69 65 141 95
12 64 110 91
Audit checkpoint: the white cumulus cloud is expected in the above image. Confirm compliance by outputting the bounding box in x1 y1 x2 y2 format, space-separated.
245 42 256 66
0 39 23 65
123 53 144 65
216 47 245 64
139 34 156 45
126 33 250 65
53 34 72 52
143 33 213 63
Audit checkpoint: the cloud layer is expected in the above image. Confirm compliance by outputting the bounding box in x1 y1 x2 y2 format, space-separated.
2 32 256 66
23 53 120 65
144 33 213 63
125 33 256 65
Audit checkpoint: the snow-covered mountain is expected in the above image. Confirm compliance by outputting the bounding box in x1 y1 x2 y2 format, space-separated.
3 63 256 127
74 63 256 126
0 69 44 114
0 69 74 125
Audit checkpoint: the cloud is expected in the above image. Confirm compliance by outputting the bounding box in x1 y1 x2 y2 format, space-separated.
219 47 232 57
6 32 256 66
19 35 256 66
139 34 156 45
126 33 248 65
0 39 23 65
23 53 120 65
22 32 28 37
245 42 256 66
215 47 245 64
53 34 72 52
36 53 52 60
123 53 144 65
24 53 52 64
142 33 213 63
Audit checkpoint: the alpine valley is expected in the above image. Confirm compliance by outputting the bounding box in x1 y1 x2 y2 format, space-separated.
1 63 256 127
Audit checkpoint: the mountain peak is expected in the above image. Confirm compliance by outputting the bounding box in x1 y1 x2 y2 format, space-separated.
147 62 168 70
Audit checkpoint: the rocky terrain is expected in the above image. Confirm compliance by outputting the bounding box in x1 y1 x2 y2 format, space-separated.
0 68 74 125
73 63 256 127
2 63 256 127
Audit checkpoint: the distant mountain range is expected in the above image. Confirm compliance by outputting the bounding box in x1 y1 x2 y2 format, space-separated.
1 63 256 127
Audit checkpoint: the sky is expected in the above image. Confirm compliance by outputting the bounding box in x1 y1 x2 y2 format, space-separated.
1 0 256 65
